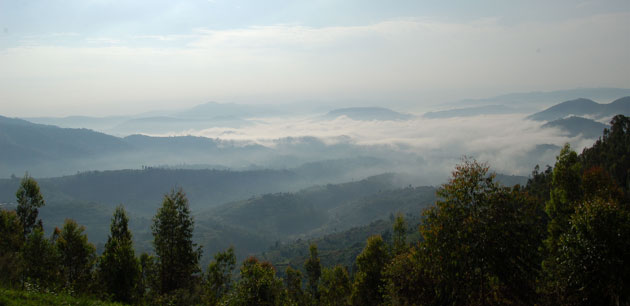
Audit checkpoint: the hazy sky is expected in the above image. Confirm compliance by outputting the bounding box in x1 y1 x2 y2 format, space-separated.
1 0 629 116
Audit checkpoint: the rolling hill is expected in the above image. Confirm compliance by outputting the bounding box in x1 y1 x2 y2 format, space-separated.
542 116 609 138
422 105 518 119
528 96 630 121
324 107 414 121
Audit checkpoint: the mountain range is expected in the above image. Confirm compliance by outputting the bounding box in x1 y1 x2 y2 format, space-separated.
422 105 517 119
324 107 414 121
454 87 630 109
542 116 609 139
528 96 630 121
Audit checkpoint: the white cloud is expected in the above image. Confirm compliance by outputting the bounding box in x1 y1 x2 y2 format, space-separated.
153 113 592 177
1 13 629 116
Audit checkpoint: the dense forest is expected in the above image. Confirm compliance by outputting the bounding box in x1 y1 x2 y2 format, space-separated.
1 115 630 305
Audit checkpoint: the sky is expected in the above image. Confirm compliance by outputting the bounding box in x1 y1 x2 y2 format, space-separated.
1 0 629 116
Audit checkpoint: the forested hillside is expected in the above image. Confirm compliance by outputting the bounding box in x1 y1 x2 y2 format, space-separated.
1 115 629 305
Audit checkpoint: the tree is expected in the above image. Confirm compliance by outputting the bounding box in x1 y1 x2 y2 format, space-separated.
285 266 306 305
385 246 436 305
581 166 624 204
16 174 45 237
581 114 630 196
419 158 545 305
542 144 583 300
525 164 553 203
392 213 408 256
351 235 390 306
319 265 351 306
205 246 236 305
545 144 582 251
55 219 96 293
0 210 24 287
98 205 140 303
554 200 630 305
228 257 287 306
303 243 322 300
152 188 201 294
138 252 158 300
22 225 59 289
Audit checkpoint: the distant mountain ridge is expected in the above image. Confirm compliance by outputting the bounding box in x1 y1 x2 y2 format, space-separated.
0 115 131 165
542 116 609 139
423 105 517 119
176 101 283 118
455 88 630 108
528 96 630 121
324 107 414 121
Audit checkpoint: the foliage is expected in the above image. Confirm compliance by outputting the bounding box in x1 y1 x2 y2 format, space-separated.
137 252 158 300
303 243 322 300
1 112 629 305
0 287 125 306
204 246 237 305
351 235 389 306
385 247 436 305
419 158 545 305
98 205 140 303
0 209 24 287
554 200 630 305
226 257 287 306
55 219 96 293
285 266 306 305
545 144 582 251
581 114 630 196
525 164 553 203
16 173 45 237
581 166 624 204
22 226 60 289
391 213 407 256
319 265 351 306
542 144 583 299
151 188 202 295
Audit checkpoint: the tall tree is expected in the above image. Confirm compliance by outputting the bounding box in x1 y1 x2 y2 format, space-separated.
152 188 201 294
319 265 351 306
55 219 96 293
542 144 583 300
545 144 582 251
304 243 322 300
392 213 408 256
419 158 545 305
351 235 390 306
22 225 59 289
285 266 306 305
138 252 158 300
555 199 630 305
0 210 24 287
581 114 630 196
205 246 236 305
98 205 140 303
229 257 287 306
525 164 553 203
16 174 45 237
385 246 436 305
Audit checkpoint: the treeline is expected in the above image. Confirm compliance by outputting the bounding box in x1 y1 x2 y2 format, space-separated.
381 115 630 305
1 115 630 305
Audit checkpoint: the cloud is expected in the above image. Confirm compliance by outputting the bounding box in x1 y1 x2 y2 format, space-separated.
1 13 629 116
153 113 593 178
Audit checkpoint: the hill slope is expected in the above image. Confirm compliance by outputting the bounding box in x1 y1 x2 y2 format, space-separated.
542 116 609 138
325 107 414 121
423 105 516 118
528 96 630 121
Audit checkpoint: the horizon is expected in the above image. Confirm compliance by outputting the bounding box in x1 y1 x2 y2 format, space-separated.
2 1 629 117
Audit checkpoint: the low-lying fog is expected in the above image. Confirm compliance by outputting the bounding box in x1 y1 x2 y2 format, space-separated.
140 112 591 184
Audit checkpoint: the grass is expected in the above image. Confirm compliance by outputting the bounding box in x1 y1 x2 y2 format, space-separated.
0 287 125 306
